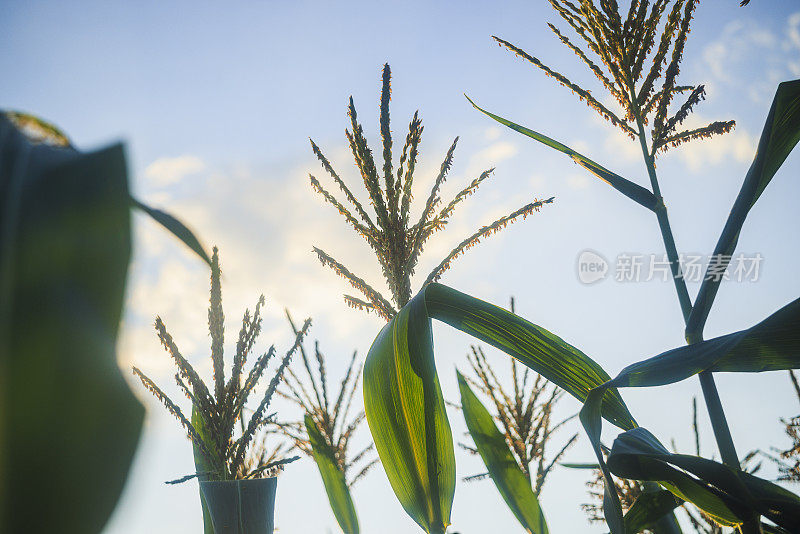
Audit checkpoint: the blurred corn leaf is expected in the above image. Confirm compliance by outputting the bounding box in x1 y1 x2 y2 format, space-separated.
363 283 633 533
306 414 360 534
687 79 800 339
0 116 142 533
457 371 549 534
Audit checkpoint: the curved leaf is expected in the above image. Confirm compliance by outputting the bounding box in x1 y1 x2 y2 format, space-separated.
623 490 683 533
305 414 359 534
580 296 800 531
688 79 800 338
608 428 800 531
363 283 633 532
424 284 635 429
465 95 658 211
363 290 455 533
131 197 212 265
457 372 548 534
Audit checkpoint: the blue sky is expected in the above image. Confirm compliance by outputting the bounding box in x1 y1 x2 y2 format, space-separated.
4 1 800 532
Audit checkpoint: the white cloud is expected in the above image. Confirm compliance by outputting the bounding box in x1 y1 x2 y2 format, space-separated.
465 140 518 177
484 126 501 141
701 17 796 103
603 128 641 164
788 12 800 49
144 155 206 188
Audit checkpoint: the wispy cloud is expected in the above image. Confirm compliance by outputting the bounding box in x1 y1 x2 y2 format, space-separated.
144 155 206 188
701 17 798 103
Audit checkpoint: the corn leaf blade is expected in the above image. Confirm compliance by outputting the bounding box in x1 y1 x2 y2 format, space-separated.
608 428 800 530
688 79 800 337
363 282 633 532
457 372 549 534
131 197 212 265
465 95 658 211
305 414 360 534
623 490 683 533
363 291 455 533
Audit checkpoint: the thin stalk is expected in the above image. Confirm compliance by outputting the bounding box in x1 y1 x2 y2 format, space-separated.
630 102 757 533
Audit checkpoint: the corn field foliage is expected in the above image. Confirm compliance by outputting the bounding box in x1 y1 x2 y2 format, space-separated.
349 1 800 533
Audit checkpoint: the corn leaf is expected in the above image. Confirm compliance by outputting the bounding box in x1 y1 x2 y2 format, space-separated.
688 79 800 338
623 490 683 533
465 95 658 211
608 428 800 530
363 283 633 532
305 414 359 534
457 372 549 534
131 197 212 266
0 119 143 533
580 296 800 531
363 289 455 534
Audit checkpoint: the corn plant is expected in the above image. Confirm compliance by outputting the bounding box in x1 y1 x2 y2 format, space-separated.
309 63 553 321
351 2 800 534
273 312 378 534
456 326 578 533
132 248 308 532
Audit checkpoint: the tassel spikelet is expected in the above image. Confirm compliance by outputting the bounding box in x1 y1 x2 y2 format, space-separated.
656 120 736 154
310 64 552 319
498 0 732 158
272 318 379 487
424 197 554 286
459 323 578 493
133 247 307 482
312 247 396 320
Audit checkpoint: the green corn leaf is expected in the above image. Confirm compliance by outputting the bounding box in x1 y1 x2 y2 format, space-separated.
623 490 683 534
579 296 800 532
560 463 602 469
465 95 658 211
131 197 212 266
608 428 800 531
305 414 359 534
424 284 635 428
363 283 633 532
363 289 456 534
1 119 143 533
457 372 549 534
688 79 800 339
